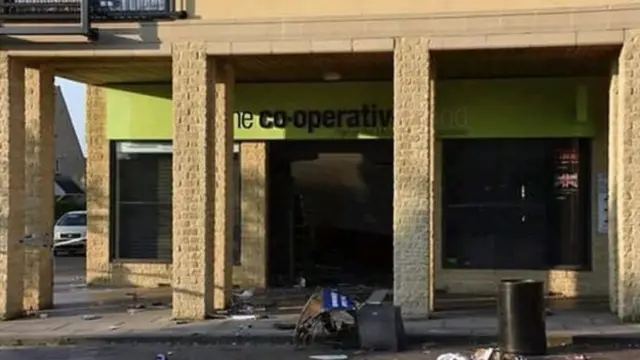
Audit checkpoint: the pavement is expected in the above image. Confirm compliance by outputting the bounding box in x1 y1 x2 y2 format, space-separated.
5 257 640 352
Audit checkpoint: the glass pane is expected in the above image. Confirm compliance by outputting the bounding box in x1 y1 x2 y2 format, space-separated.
56 212 86 226
442 138 591 270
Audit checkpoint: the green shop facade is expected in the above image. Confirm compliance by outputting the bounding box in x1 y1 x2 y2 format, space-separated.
100 77 608 298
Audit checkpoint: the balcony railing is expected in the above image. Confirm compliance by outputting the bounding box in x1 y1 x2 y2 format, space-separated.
0 0 186 22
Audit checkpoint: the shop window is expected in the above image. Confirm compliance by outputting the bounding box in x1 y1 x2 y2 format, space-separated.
442 138 591 270
110 141 242 262
112 141 173 261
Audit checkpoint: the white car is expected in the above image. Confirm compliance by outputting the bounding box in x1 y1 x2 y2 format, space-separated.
53 210 87 256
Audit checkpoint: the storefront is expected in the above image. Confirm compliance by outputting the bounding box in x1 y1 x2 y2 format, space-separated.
101 76 607 296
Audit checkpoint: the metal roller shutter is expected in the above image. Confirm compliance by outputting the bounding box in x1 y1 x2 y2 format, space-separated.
116 151 172 260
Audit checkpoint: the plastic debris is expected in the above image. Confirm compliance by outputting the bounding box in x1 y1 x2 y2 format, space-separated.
235 289 254 301
436 353 471 360
155 354 167 360
81 314 101 320
230 314 257 321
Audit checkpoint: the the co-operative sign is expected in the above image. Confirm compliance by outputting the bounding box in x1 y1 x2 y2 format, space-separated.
234 104 393 140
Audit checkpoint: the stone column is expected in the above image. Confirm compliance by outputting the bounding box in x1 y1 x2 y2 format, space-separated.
23 67 55 311
0 53 26 320
393 38 434 317
85 85 110 285
213 61 235 310
171 42 216 319
608 59 619 315
235 142 268 288
612 33 640 321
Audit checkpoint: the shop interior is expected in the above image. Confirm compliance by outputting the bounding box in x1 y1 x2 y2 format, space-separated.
267 140 393 287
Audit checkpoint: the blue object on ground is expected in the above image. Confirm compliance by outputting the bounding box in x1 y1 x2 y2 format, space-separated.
320 288 356 311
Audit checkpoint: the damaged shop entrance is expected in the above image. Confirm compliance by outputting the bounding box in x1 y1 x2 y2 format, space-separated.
267 140 393 288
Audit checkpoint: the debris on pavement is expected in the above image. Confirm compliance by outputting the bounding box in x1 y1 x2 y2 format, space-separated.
473 348 495 360
230 314 257 321
236 289 254 301
155 354 168 360
294 288 358 348
108 325 119 331
309 355 348 360
436 353 471 360
234 323 252 337
82 314 101 320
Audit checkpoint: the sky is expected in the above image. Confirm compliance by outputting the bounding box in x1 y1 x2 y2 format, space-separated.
55 77 87 156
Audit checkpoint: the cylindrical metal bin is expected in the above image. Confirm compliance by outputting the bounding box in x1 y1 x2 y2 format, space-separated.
497 279 547 356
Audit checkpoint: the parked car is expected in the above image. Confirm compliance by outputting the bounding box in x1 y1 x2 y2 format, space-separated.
53 210 87 256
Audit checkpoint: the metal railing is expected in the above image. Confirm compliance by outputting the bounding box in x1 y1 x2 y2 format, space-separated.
0 0 186 22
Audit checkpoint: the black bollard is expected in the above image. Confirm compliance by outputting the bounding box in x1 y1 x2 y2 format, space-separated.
497 279 547 356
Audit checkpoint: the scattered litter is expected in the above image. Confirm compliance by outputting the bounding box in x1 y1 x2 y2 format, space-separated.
309 355 348 360
82 314 101 320
421 342 436 350
230 315 257 321
127 308 142 315
436 353 471 360
235 289 254 301
473 348 495 360
234 323 252 336
108 325 119 331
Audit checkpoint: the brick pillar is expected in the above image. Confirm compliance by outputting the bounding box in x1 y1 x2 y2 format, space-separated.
0 53 26 320
235 142 268 288
85 85 110 285
213 61 235 310
393 38 434 317
172 42 216 319
612 33 640 321
608 59 619 315
23 67 55 311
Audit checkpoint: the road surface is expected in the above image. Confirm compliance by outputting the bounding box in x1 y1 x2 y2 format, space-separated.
2 344 640 360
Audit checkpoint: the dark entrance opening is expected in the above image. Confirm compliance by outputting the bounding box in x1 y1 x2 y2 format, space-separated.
442 138 592 271
268 140 393 287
